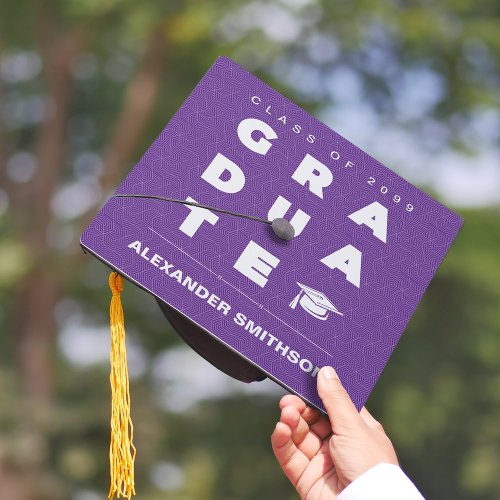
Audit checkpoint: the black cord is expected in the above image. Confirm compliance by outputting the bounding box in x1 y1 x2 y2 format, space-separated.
113 194 271 225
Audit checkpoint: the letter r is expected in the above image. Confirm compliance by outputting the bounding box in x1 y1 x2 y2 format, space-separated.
291 153 333 199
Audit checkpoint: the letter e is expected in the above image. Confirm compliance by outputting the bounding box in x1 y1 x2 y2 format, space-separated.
234 240 280 288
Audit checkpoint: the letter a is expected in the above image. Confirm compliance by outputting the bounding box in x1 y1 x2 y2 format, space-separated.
320 244 362 288
348 202 388 243
128 240 142 254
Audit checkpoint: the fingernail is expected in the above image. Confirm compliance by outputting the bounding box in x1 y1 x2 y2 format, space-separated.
321 366 338 380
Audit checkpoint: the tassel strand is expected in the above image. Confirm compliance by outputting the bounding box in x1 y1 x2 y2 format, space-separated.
108 272 136 499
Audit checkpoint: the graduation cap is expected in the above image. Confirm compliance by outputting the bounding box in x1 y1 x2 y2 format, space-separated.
289 282 343 320
81 56 463 498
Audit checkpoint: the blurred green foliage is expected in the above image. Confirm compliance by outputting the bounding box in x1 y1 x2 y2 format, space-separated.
0 0 499 499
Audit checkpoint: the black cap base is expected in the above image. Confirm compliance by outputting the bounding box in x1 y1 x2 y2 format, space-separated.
156 298 267 383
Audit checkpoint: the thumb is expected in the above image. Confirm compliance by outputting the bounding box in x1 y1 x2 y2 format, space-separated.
317 366 361 434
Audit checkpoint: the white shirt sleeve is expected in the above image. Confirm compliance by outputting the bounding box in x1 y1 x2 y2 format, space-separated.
337 463 425 500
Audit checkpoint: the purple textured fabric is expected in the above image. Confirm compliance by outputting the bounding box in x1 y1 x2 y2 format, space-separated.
81 56 463 413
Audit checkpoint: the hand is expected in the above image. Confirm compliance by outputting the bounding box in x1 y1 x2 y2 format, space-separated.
271 366 399 499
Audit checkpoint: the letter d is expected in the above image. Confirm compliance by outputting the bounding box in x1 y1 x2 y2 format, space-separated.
195 285 209 299
201 152 245 194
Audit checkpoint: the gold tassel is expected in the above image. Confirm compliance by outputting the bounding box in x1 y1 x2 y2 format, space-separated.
108 272 136 499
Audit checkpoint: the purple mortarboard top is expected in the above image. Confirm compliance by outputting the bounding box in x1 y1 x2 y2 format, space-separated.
81 56 463 414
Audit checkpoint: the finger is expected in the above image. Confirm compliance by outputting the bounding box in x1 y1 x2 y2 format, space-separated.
279 394 306 412
280 405 322 459
296 450 336 499
360 407 383 430
271 421 310 487
279 394 333 441
280 394 333 440
301 405 333 440
317 366 362 434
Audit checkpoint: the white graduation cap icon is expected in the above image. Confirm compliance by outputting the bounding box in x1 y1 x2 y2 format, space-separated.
289 282 343 320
